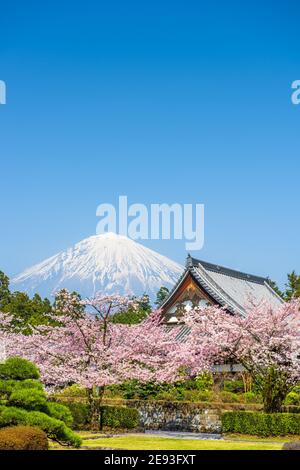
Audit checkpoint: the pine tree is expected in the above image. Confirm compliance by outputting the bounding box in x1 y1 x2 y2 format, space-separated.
285 271 300 300
0 271 53 334
155 286 170 306
0 271 11 310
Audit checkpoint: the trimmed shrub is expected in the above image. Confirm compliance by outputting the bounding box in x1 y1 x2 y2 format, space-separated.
60 401 139 430
0 379 15 396
47 402 73 427
0 357 81 448
222 411 300 437
9 389 48 412
0 425 48 450
284 392 300 406
58 401 90 429
0 357 39 380
14 379 44 391
0 379 43 398
0 406 81 447
101 405 139 429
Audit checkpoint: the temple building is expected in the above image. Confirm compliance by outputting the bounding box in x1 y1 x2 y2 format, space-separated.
161 255 283 324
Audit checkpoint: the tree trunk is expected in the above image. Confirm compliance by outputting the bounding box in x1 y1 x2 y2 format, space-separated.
241 372 252 393
97 386 106 430
86 387 105 429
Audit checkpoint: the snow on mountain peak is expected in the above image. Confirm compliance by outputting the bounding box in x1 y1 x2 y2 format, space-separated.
11 233 184 301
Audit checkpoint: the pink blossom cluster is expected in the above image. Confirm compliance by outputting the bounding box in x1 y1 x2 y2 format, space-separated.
183 299 300 385
0 292 299 392
0 293 189 388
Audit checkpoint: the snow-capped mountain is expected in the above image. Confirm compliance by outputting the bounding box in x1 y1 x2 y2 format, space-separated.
11 233 183 301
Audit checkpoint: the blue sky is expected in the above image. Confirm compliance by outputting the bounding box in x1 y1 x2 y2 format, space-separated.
0 0 299 288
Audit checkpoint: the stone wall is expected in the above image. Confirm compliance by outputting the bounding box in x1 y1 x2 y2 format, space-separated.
125 400 222 433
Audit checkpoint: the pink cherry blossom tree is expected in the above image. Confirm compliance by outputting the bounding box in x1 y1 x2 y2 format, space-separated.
1 291 189 427
184 300 300 412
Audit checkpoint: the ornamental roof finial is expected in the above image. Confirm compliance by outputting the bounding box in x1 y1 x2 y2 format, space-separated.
186 253 193 268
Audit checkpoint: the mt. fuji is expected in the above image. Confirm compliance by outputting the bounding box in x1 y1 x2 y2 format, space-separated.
11 233 183 301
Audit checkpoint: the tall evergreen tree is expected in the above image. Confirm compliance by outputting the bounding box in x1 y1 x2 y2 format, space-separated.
0 271 11 309
155 286 170 306
285 271 300 300
267 272 300 301
0 270 53 334
2 291 53 334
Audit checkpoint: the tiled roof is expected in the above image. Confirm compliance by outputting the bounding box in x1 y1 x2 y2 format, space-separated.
162 256 284 316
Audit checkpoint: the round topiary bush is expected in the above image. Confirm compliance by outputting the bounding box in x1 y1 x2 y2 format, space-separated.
0 357 39 381
284 392 300 406
0 425 48 450
0 357 81 448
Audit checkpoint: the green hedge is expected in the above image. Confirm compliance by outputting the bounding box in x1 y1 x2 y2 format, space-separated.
222 411 300 436
61 401 90 429
101 405 139 429
56 400 139 430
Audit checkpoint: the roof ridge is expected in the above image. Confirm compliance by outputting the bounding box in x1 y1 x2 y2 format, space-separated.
189 257 267 284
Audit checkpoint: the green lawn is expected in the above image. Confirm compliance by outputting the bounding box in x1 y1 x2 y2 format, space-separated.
224 433 300 443
50 432 284 450
80 435 281 450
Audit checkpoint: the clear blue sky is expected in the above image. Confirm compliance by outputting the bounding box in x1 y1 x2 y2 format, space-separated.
0 0 299 288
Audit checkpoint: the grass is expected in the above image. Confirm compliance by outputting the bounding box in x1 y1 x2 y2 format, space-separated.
49 432 284 450
224 433 300 443
79 435 281 450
